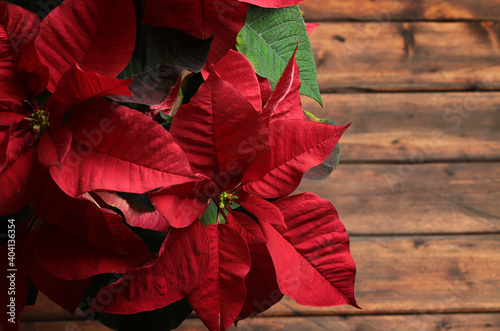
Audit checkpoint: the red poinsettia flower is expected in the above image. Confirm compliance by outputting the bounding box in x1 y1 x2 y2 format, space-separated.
88 49 356 330
0 64 134 213
0 2 172 322
0 0 138 213
0 64 158 329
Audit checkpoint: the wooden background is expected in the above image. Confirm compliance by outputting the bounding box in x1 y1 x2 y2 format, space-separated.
15 0 500 330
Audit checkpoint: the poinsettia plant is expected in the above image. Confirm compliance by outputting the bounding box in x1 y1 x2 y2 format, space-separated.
0 0 357 330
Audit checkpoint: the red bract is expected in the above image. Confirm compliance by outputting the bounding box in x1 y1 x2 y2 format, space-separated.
145 49 354 329
0 2 48 99
36 0 136 91
0 65 134 214
32 175 152 280
0 100 42 214
187 224 251 331
43 98 196 198
226 211 283 321
89 220 210 314
265 193 358 307
21 228 92 313
0 1 358 329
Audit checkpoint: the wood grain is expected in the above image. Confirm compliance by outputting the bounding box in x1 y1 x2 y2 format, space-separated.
19 235 500 321
297 163 500 235
300 0 500 21
17 313 500 330
308 22 500 91
302 92 500 162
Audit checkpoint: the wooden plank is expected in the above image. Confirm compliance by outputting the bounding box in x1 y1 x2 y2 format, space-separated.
265 235 500 316
21 294 76 321
19 235 500 320
182 314 500 330
300 0 500 21
17 313 500 330
302 92 500 162
297 163 500 235
308 22 500 91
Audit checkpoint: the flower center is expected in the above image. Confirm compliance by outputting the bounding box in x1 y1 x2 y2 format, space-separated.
217 191 233 209
30 109 49 134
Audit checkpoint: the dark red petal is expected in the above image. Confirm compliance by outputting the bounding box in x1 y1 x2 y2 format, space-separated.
214 50 262 112
49 99 195 197
0 2 44 99
257 74 272 109
32 175 152 280
148 177 214 228
0 100 25 126
243 121 348 198
37 127 72 167
90 221 210 314
21 229 91 313
150 194 208 229
227 210 265 245
36 219 151 280
0 147 41 215
262 46 305 125
227 211 283 320
238 244 283 320
262 193 358 307
187 224 251 331
36 0 136 91
0 126 10 170
46 64 133 119
237 190 286 231
170 70 270 187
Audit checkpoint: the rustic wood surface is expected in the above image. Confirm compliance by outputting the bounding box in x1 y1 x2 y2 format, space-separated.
302 93 500 162
300 0 500 21
298 163 500 235
18 313 500 331
309 22 500 92
10 0 500 330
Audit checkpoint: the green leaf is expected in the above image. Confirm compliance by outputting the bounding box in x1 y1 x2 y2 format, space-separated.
200 201 219 226
113 25 213 106
236 5 322 106
302 110 341 181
